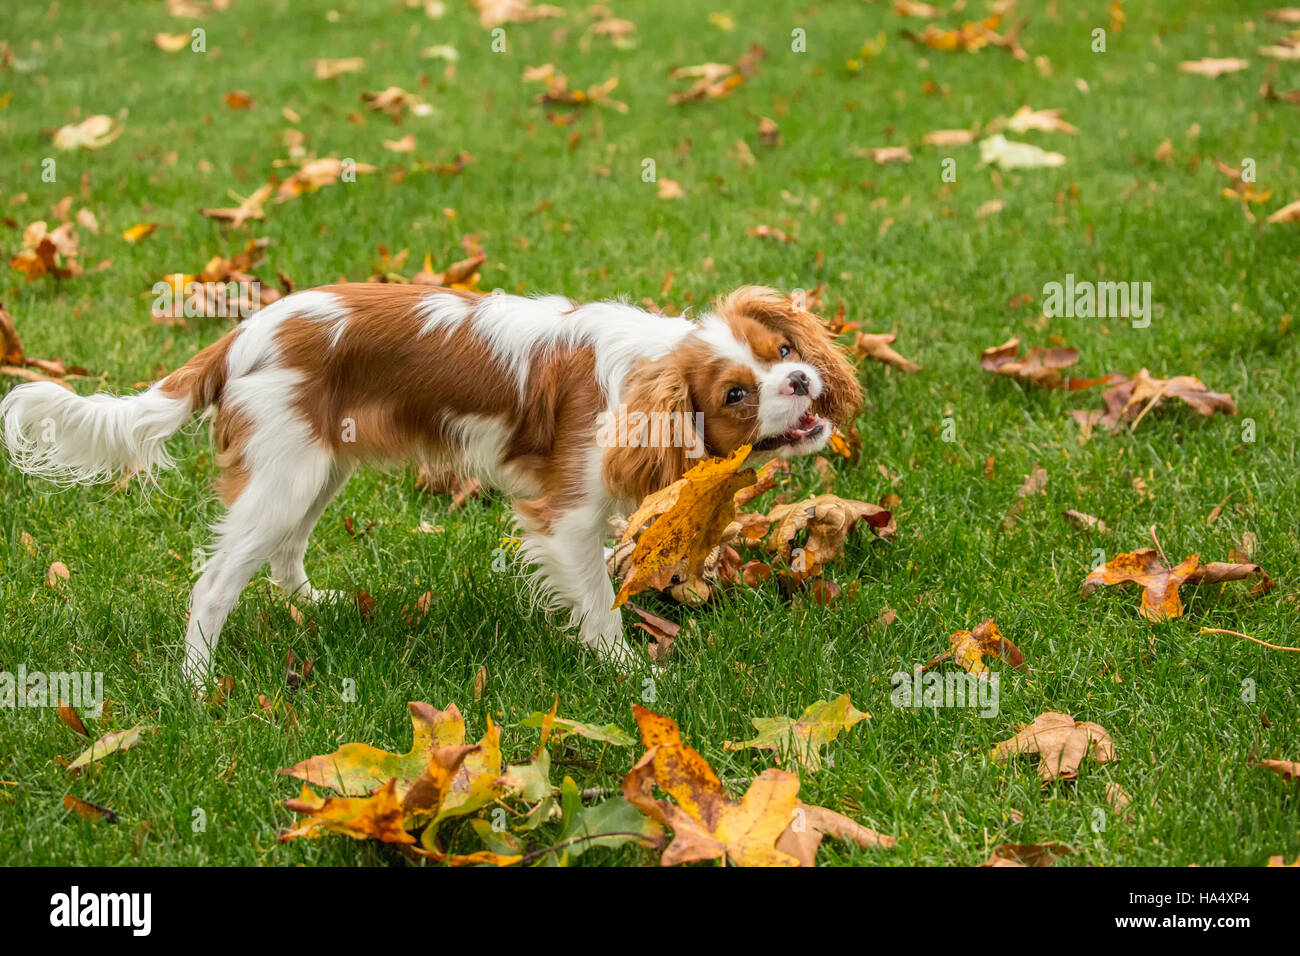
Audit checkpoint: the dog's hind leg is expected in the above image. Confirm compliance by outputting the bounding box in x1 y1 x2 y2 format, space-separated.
182 443 336 687
268 461 355 603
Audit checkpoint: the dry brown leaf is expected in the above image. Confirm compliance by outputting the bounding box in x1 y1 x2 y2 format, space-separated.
982 842 1072 866
1178 57 1250 77
926 618 1025 675
774 803 895 865
980 336 1086 389
1096 369 1237 430
1062 510 1107 534
1266 199 1300 223
668 45 765 104
314 57 366 80
1081 548 1271 620
763 493 895 570
993 711 1115 782
1260 759 1300 781
613 447 757 608
474 0 564 29
851 332 919 373
922 128 976 146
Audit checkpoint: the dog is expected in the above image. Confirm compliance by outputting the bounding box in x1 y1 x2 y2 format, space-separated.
0 285 861 683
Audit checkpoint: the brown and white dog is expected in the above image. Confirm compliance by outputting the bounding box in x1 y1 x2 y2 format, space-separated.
0 285 860 683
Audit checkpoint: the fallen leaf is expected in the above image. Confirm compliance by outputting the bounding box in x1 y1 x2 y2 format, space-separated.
1178 57 1250 77
982 842 1072 866
1266 199 1300 223
763 494 895 572
993 711 1114 782
1095 369 1237 431
980 336 1083 389
58 700 90 737
613 446 757 608
314 57 366 80
922 128 976 146
622 706 801 866
724 694 869 771
153 33 190 52
520 706 637 747
280 779 416 844
382 133 416 153
52 114 124 151
775 803 895 865
64 794 118 824
67 724 154 772
279 701 469 799
46 561 70 587
851 332 920 373
668 45 765 103
474 0 564 29
121 222 157 242
1261 759 1300 781
925 618 1025 675
1062 510 1107 534
657 178 684 200
978 134 1066 169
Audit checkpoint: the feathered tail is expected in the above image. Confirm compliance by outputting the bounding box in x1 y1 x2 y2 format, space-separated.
0 331 237 485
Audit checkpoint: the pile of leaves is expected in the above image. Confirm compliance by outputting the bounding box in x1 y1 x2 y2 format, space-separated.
606 447 894 612
273 697 890 867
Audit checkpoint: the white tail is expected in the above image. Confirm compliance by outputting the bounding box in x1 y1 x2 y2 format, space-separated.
0 381 195 485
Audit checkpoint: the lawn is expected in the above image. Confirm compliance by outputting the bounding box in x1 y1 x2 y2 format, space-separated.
1 0 1298 866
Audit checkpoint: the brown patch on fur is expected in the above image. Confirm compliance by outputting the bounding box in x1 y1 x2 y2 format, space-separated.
213 404 252 505
511 348 603 535
601 352 694 504
158 329 239 409
268 284 602 534
273 284 509 461
718 286 863 425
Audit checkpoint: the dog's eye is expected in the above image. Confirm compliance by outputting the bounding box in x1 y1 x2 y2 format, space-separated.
725 387 747 405
778 344 792 359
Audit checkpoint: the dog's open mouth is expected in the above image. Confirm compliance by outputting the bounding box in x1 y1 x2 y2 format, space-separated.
753 411 828 451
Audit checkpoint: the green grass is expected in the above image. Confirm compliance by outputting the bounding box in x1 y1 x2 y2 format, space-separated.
2 0 1299 866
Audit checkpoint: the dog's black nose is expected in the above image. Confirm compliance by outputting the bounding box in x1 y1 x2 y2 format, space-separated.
788 370 810 396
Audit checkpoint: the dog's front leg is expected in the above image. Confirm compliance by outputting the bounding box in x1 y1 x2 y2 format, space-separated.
517 500 643 669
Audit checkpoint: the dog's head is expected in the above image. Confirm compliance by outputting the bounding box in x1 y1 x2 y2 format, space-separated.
604 286 862 501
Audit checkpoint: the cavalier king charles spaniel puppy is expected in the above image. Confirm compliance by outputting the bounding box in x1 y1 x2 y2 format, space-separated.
1 285 860 684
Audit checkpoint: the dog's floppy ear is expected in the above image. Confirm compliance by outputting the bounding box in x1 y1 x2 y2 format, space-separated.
602 353 692 503
719 285 863 426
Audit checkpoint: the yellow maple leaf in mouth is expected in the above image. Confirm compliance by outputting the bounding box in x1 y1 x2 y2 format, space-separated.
612 445 756 608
